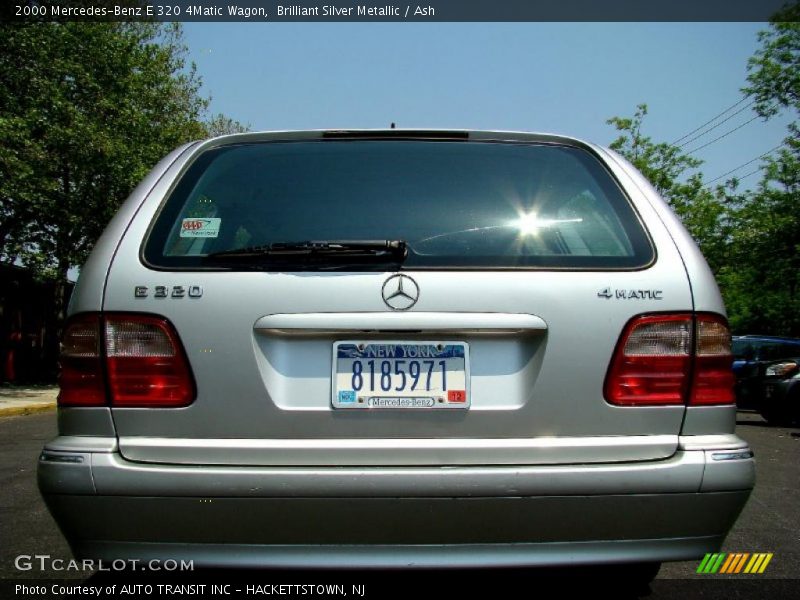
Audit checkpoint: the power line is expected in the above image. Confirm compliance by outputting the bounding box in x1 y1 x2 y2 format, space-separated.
707 145 783 184
671 97 751 145
731 167 763 182
684 113 764 155
677 101 756 148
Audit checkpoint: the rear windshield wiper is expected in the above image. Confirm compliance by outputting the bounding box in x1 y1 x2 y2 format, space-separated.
204 240 408 267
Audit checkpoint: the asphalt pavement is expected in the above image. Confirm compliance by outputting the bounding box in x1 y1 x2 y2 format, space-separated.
0 408 797 599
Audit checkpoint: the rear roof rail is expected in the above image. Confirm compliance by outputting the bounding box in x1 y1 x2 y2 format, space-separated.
322 129 469 140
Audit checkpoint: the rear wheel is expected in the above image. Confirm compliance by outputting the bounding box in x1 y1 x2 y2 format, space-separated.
760 408 792 426
525 562 661 586
760 400 796 426
627 561 662 584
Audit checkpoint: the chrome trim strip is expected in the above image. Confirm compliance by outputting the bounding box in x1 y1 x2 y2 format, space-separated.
678 434 749 452
90 450 705 496
117 434 677 466
44 436 118 453
254 312 548 335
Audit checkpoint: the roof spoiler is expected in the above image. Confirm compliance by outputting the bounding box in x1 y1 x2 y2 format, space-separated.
322 130 469 140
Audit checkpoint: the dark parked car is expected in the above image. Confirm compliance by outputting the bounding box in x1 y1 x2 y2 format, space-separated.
760 357 800 425
732 335 800 413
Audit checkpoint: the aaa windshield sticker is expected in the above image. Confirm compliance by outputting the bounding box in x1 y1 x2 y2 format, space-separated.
180 218 221 238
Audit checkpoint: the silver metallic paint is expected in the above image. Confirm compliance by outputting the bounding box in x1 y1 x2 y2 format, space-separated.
42 129 753 568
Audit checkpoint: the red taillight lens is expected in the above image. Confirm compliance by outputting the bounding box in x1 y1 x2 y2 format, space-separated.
105 315 195 407
58 313 194 408
691 315 735 405
604 313 734 407
58 314 106 406
604 315 692 406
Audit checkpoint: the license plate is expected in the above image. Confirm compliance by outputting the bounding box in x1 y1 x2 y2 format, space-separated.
332 341 470 409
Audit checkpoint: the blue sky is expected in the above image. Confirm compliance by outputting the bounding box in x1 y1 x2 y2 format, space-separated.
182 22 793 188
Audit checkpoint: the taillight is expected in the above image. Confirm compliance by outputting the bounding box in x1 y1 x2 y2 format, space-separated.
604 315 691 406
58 314 105 406
105 315 195 407
58 313 194 408
604 313 734 407
691 315 735 405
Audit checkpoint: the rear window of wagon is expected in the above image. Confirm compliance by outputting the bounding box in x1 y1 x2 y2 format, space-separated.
143 140 654 270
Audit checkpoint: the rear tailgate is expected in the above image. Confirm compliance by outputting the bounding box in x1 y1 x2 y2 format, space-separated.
101 133 693 466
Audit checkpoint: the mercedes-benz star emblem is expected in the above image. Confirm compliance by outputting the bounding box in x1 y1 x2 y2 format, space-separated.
382 274 419 311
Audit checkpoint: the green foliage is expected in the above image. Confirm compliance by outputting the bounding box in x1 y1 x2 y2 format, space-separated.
607 3 800 336
204 113 250 137
724 3 800 335
717 126 800 335
606 104 729 274
742 2 800 119
607 104 703 197
0 22 209 280
606 101 800 335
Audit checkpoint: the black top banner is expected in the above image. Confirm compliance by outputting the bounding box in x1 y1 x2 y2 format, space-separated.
2 0 798 23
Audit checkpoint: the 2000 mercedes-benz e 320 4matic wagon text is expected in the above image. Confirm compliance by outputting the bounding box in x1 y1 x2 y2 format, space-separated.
39 130 754 573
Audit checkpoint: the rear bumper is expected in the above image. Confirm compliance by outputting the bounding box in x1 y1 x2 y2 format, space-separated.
68 539 722 570
46 493 749 568
38 438 755 568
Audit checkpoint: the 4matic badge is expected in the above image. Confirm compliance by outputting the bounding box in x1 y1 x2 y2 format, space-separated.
597 287 663 300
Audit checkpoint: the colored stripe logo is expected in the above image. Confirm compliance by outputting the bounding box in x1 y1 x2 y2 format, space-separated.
697 553 773 574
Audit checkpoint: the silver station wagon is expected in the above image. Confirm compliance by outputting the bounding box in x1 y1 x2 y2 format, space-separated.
39 130 754 575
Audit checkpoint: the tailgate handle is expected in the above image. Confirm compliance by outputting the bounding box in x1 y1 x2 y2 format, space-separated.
254 312 547 335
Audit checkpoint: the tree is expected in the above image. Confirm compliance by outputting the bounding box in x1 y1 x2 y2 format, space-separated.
604 6 800 335
0 22 217 376
607 104 703 198
721 2 800 335
742 2 800 119
715 135 800 335
606 104 730 272
205 113 250 137
0 23 210 282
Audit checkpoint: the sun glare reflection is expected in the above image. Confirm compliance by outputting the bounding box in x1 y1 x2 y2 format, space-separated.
512 213 583 236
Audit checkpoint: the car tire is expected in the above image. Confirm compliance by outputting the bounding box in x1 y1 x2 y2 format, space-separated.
627 561 661 584
522 562 660 591
760 404 795 426
591 562 661 593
